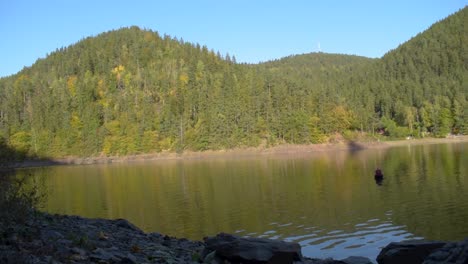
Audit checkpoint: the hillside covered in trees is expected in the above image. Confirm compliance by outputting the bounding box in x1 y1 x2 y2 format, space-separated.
0 7 466 159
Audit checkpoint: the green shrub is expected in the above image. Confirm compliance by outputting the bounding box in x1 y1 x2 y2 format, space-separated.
0 172 43 228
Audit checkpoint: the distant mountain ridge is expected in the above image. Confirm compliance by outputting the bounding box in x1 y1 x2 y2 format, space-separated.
0 7 466 159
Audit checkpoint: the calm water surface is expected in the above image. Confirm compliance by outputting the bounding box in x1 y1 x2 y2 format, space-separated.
21 142 468 261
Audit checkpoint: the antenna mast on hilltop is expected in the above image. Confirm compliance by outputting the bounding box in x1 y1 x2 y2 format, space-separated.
318 42 322 53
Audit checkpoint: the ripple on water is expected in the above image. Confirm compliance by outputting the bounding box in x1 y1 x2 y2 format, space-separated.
327 230 344 235
240 217 418 262
263 230 277 235
295 218 422 262
320 239 347 250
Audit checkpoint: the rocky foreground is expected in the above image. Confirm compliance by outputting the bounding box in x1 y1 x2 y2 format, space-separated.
1 213 467 264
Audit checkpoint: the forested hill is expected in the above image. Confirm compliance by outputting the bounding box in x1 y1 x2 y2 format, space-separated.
0 7 466 159
368 6 467 137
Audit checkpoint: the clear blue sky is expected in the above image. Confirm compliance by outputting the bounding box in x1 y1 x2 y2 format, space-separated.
0 0 466 77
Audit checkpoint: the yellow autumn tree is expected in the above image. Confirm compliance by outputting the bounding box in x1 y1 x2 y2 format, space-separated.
67 75 78 97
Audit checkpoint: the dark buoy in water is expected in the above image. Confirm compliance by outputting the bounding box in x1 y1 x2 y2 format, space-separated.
375 168 383 179
375 168 384 185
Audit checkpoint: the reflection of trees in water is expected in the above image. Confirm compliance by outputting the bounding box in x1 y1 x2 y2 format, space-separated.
379 143 468 240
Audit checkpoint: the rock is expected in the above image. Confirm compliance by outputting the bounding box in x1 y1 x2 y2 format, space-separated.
423 238 468 264
41 230 64 241
203 250 224 264
69 253 88 261
294 258 347 264
202 233 302 264
70 247 87 256
148 232 163 240
151 249 175 261
121 253 138 264
56 238 72 246
340 256 374 264
90 247 121 262
114 218 142 233
6 233 18 243
98 230 109 240
376 240 446 264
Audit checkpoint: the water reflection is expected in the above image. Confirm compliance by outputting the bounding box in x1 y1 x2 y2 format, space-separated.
19 142 468 261
375 177 384 186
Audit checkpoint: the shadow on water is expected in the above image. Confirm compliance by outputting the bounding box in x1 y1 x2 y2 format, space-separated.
346 141 366 154
1 139 28 171
346 140 384 186
0 139 62 171
1 138 50 227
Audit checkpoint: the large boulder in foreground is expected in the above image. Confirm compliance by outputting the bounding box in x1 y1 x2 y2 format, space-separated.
376 240 446 264
202 233 302 263
423 238 468 264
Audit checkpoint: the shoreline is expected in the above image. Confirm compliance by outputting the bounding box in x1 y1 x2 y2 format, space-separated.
6 135 468 169
2 212 466 263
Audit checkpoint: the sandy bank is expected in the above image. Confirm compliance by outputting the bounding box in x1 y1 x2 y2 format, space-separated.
6 136 468 169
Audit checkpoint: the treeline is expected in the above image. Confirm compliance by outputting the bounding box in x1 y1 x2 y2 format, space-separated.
0 8 466 158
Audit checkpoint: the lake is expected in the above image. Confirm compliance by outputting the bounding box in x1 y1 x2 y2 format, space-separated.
19 142 468 261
